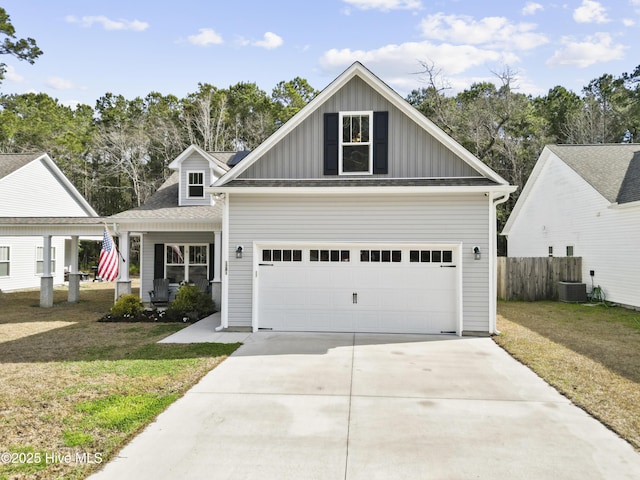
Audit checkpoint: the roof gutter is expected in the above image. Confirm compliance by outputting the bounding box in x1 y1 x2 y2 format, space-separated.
206 185 518 196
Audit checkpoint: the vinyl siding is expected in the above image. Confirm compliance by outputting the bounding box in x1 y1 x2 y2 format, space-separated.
240 76 480 180
141 232 218 303
227 193 491 331
507 155 640 307
0 159 91 216
0 236 67 291
178 153 215 206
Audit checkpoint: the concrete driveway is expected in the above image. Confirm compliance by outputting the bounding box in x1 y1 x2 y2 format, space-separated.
89 332 640 480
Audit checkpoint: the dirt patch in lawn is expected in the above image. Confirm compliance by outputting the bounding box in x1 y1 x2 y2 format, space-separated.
495 301 640 451
0 282 240 480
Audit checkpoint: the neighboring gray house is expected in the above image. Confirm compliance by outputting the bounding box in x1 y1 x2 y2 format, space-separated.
111 62 515 335
502 144 640 308
0 153 99 293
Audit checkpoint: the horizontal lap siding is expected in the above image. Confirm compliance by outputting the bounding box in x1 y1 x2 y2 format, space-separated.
179 154 213 206
0 237 66 291
141 232 217 302
228 193 490 331
241 77 480 180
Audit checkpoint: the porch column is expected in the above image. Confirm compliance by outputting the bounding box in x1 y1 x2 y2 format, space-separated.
115 229 131 300
40 235 53 308
211 230 222 308
68 235 81 303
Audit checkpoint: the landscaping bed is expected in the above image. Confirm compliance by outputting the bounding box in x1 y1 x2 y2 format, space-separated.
495 300 640 451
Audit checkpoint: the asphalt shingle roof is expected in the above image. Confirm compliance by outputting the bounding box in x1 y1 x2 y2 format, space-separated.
0 153 43 180
221 177 499 188
109 172 222 220
548 144 640 204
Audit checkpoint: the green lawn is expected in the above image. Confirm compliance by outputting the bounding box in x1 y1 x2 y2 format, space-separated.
0 283 240 480
495 300 640 451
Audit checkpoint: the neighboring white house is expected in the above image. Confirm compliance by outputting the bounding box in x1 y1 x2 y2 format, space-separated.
0 153 99 292
502 144 640 308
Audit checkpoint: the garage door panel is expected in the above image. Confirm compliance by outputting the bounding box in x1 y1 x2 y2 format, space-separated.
258 246 458 334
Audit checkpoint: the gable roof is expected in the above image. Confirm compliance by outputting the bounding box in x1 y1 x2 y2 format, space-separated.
0 152 98 217
215 62 510 187
547 144 640 204
0 153 45 180
168 144 230 175
109 172 222 221
502 144 640 236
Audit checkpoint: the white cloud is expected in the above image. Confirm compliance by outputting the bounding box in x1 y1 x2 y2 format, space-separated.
3 65 24 83
319 41 515 79
623 18 635 26
187 28 224 46
419 13 548 51
573 0 609 23
253 32 283 49
522 2 544 15
45 76 74 90
65 15 149 31
546 33 626 67
342 0 422 11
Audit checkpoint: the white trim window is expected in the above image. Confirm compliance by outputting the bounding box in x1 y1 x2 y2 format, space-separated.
165 244 208 284
187 171 205 198
35 246 56 275
0 246 9 277
339 111 373 175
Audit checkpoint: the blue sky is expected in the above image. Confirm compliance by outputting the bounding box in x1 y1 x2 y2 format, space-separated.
2 0 639 108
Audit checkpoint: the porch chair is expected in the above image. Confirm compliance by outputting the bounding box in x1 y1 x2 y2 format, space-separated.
194 278 211 294
148 278 170 307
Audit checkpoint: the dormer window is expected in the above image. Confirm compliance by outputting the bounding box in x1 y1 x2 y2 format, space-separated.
340 111 373 175
187 171 205 198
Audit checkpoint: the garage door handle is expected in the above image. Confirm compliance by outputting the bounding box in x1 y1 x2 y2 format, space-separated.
440 265 457 268
352 292 358 304
259 263 274 267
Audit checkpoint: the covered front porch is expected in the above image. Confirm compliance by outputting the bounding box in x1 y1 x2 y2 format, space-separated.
0 217 118 307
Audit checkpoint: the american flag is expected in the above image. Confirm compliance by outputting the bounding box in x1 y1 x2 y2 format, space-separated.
98 227 119 282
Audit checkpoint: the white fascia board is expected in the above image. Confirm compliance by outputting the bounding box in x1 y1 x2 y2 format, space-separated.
609 200 640 209
501 146 553 236
169 144 229 177
206 185 517 196
215 62 511 187
39 153 99 217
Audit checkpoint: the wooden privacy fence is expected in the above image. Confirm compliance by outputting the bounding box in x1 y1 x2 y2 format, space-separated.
497 257 582 301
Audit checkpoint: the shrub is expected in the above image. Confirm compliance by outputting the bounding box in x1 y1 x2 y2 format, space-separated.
166 284 215 322
110 294 144 319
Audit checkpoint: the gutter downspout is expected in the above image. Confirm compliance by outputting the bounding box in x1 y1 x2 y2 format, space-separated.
217 193 230 331
489 193 510 334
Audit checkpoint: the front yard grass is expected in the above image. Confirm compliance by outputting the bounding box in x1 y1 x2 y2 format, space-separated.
0 282 240 480
495 301 640 451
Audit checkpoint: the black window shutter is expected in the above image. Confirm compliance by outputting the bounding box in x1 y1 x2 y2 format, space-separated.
373 111 389 174
154 244 164 279
324 113 339 175
209 243 215 280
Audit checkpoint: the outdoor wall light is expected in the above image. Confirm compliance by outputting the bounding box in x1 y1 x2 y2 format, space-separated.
235 245 243 259
473 246 481 260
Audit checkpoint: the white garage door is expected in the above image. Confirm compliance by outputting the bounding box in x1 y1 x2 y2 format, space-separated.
257 245 459 334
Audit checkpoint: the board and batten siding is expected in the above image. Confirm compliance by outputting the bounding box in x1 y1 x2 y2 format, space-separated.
178 154 216 206
0 158 92 216
240 76 481 180
227 193 491 332
0 236 66 291
507 155 640 308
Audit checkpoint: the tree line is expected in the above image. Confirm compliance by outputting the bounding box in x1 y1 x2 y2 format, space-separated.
1 8 638 225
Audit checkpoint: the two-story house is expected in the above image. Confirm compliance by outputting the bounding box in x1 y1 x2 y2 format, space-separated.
111 62 516 335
